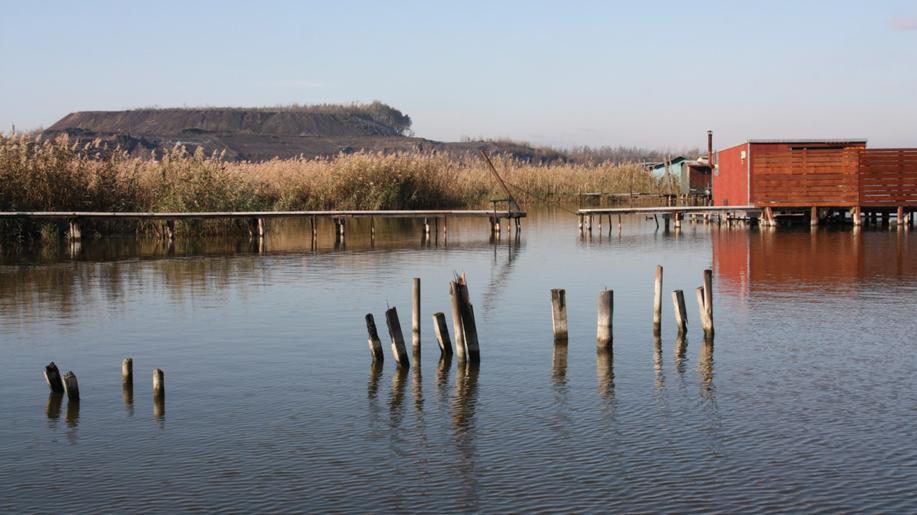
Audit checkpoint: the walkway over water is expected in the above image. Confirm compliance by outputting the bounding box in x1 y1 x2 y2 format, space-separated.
577 205 758 230
0 209 527 240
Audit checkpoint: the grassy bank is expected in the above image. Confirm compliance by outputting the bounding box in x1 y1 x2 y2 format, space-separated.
0 134 666 238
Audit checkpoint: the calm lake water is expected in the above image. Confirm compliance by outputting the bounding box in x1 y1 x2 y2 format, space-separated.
2 211 916 513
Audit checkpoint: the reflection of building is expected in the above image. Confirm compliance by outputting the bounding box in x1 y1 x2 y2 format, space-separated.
713 228 917 295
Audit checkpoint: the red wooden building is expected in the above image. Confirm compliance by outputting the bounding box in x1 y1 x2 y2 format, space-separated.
713 139 917 219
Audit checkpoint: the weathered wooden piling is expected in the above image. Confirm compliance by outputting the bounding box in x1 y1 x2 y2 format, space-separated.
385 307 411 367
455 278 481 362
412 277 421 353
153 368 165 399
433 312 453 357
898 206 906 226
810 207 819 226
449 281 466 360
165 219 176 240
365 314 384 361
63 371 80 401
43 362 65 393
550 288 568 340
703 269 714 336
672 289 688 335
122 357 133 384
249 217 265 238
596 289 613 347
653 266 663 332
696 287 714 337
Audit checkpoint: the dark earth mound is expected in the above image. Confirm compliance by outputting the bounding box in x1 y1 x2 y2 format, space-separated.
43 104 565 163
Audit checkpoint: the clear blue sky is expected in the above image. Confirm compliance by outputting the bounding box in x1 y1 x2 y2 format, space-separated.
2 1 915 149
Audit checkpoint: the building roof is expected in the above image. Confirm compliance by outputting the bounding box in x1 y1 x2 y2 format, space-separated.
649 156 689 170
746 138 867 145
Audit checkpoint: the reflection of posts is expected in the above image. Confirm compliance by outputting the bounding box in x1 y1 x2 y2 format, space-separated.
389 366 409 427
552 342 568 386
596 348 614 399
653 334 664 389
367 360 383 400
65 399 80 428
46 391 63 420
674 334 687 376
698 338 715 397
452 362 480 430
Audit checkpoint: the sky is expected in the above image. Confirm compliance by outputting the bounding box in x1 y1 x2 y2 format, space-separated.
1 0 916 149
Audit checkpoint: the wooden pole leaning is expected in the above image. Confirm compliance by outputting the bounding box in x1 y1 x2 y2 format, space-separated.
550 288 568 341
153 368 165 399
385 307 411 367
433 312 453 357
672 289 688 335
365 314 384 361
455 276 481 362
596 289 613 348
44 362 65 394
703 269 714 337
449 281 466 360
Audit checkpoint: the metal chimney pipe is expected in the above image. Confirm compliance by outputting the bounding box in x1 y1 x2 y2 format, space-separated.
707 130 713 164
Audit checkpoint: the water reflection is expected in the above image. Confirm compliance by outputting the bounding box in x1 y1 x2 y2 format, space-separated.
674 334 688 377
45 392 63 427
412 360 423 413
653 334 664 390
153 396 165 422
451 361 480 513
596 348 615 399
552 341 568 387
65 400 80 428
436 356 452 406
367 361 383 401
389 366 409 428
698 338 715 400
122 380 134 417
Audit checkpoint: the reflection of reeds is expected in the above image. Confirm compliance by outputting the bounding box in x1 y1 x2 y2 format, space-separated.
1 134 662 238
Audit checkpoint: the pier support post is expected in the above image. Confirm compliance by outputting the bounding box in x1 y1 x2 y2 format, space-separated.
853 206 862 226
653 266 663 333
898 207 905 226
412 277 421 354
662 213 671 231
385 307 410 367
249 218 265 238
165 220 176 240
673 212 682 229
763 207 774 227
153 368 165 399
433 312 453 357
550 288 568 341
672 289 687 335
365 314 384 361
596 289 613 348
449 281 466 360
810 207 819 227
63 371 80 401
44 362 65 393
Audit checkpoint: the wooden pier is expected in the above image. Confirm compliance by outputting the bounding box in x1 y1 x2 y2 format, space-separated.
0 209 526 240
577 205 758 231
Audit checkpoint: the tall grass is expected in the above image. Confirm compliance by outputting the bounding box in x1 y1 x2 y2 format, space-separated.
0 134 665 238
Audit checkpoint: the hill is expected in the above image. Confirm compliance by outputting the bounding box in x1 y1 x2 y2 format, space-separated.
42 102 565 163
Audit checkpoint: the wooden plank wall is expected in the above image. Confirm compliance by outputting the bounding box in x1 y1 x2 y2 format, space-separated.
752 148 859 207
859 149 917 207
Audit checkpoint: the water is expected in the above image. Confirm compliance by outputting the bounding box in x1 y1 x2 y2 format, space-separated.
2 212 916 513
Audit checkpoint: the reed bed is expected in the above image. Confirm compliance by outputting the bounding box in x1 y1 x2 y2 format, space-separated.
0 134 667 238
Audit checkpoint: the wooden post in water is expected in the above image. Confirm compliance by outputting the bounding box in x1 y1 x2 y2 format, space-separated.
810 207 819 227
898 206 906 226
456 277 480 362
449 281 466 360
165 220 176 240
433 312 453 357
365 314 384 361
412 277 421 354
122 358 133 384
853 206 862 226
703 269 714 335
550 288 568 341
696 287 714 338
385 307 411 367
44 362 65 393
153 368 165 399
63 371 80 401
596 289 613 348
672 289 688 335
653 266 663 333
